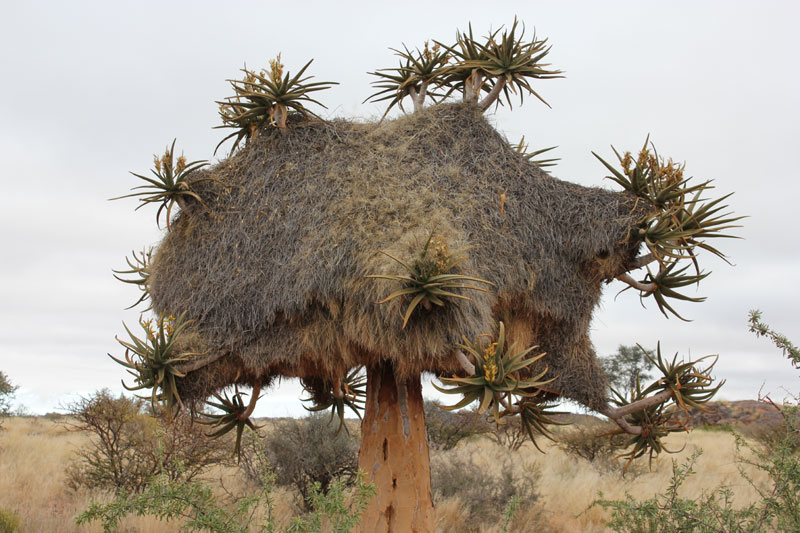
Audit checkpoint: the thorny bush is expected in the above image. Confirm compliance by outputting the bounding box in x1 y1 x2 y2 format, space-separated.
65 389 230 494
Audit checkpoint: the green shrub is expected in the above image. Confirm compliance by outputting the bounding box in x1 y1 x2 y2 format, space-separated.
76 465 376 533
0 507 20 533
65 389 229 494
239 413 359 510
431 450 539 529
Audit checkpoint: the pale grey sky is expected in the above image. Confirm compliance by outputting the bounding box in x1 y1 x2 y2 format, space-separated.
1 1 798 416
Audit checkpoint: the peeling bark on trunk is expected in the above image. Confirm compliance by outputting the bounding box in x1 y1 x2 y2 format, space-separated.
356 362 435 533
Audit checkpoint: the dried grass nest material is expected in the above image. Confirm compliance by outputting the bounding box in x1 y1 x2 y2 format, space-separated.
149 102 644 411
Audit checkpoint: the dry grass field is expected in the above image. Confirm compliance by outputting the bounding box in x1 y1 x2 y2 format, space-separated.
0 416 770 532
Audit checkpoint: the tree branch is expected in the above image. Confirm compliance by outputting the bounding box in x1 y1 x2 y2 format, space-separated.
332 376 344 399
605 389 673 419
454 350 475 375
176 352 226 375
600 389 674 435
464 71 483 104
478 78 507 112
631 252 658 269
237 383 261 421
499 395 521 414
615 273 656 293
415 80 430 111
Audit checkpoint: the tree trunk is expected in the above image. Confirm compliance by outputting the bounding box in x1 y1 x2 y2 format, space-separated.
356 362 435 533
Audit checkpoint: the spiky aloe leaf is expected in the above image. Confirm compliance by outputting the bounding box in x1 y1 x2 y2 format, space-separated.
113 248 152 310
301 367 366 435
365 41 449 117
111 140 211 229
607 344 722 472
435 322 555 435
460 17 564 109
197 385 261 461
367 230 494 329
596 138 743 320
215 55 338 154
109 312 198 415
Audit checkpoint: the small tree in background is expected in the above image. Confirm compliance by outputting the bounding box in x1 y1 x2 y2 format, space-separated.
0 371 17 427
65 389 229 494
601 345 656 393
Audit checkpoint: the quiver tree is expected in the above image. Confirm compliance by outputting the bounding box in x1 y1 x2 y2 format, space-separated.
110 20 740 532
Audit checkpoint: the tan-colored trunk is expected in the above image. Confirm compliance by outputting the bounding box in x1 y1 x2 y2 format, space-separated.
356 362 435 533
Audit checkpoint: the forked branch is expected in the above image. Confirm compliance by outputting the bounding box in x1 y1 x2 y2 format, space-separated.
615 273 656 293
601 390 674 435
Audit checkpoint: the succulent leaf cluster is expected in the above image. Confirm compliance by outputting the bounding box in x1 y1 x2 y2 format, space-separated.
434 322 562 450
112 140 210 229
198 385 261 461
109 312 197 415
594 137 744 319
113 248 153 310
302 367 367 435
366 18 563 115
610 344 723 471
367 232 494 329
513 136 559 171
216 55 338 153
366 41 450 116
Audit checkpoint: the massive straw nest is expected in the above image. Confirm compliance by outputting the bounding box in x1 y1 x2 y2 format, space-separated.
149 103 644 411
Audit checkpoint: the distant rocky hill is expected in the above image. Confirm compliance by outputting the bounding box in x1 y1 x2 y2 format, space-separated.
682 400 786 428
551 400 787 430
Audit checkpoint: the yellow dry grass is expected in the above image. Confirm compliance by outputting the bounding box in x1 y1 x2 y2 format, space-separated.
0 417 770 532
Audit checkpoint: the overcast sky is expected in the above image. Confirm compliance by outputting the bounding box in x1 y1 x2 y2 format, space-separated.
1 1 798 416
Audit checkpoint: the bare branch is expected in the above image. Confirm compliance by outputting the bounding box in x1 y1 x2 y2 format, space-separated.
416 80 430 110
454 350 475 375
464 71 483 104
478 78 507 112
600 389 674 435
176 352 226 375
408 87 419 113
499 395 521 414
174 196 191 213
332 376 344 399
631 252 658 269
615 273 656 293
237 383 261 421
605 389 673 419
609 416 643 436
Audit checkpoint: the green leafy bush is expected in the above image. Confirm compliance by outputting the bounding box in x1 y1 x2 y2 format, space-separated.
76 465 376 533
239 414 359 510
65 389 229 494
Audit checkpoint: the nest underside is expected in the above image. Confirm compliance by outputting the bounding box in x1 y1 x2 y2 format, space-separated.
149 103 643 411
